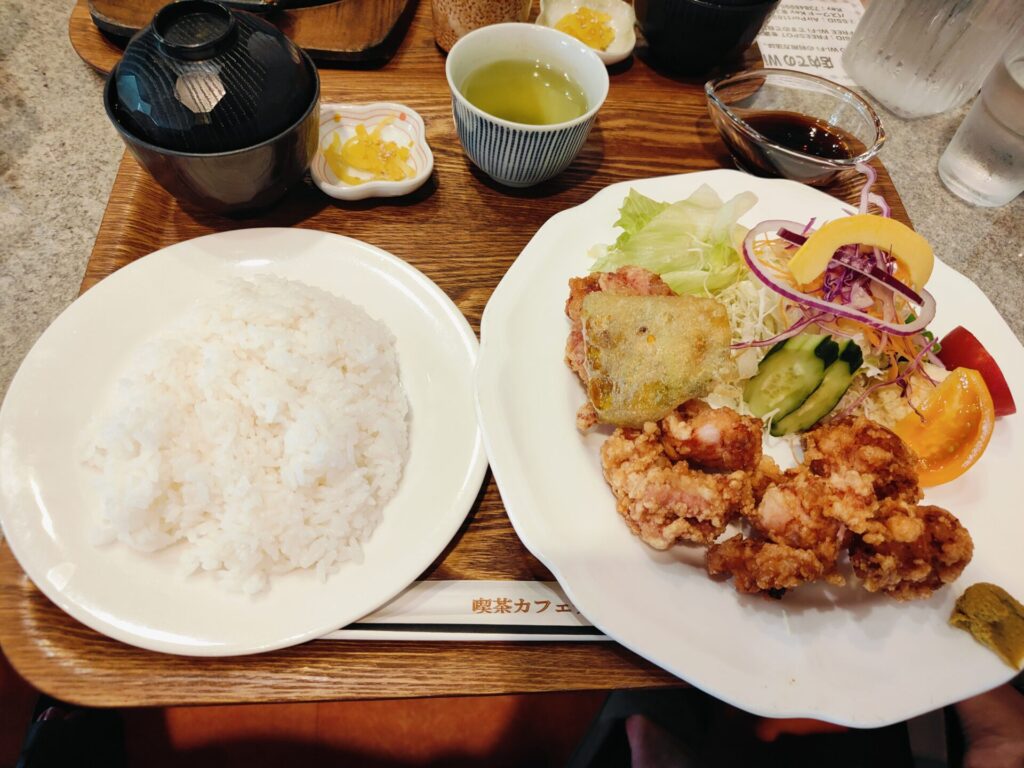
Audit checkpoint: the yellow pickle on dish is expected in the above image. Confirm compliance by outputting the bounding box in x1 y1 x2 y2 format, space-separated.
323 120 415 186
554 7 616 51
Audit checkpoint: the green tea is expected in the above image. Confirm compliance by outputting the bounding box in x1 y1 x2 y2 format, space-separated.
460 59 588 125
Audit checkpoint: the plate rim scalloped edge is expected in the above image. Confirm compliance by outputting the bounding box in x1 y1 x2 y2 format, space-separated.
474 169 1024 727
0 227 487 657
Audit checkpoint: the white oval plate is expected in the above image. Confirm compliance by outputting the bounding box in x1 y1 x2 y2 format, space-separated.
475 169 1024 727
0 228 486 656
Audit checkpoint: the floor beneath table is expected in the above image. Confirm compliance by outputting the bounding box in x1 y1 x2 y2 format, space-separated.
1 651 606 767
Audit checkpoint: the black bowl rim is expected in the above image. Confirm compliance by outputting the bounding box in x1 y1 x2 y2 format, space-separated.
103 47 320 158
704 67 886 168
659 0 781 13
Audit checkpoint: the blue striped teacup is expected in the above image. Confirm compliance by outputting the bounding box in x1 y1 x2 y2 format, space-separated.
445 23 609 188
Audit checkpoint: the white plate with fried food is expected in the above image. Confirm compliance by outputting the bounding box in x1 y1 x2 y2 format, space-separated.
475 170 1024 726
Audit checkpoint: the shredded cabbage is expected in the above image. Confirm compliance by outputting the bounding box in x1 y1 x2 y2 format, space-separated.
702 276 789 413
717 278 785 347
590 186 757 296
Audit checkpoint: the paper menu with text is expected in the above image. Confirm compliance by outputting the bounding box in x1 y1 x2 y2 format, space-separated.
756 0 864 87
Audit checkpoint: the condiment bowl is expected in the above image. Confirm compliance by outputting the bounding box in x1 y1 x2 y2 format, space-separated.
706 68 886 186
103 0 320 215
311 103 433 201
445 23 609 188
535 0 637 66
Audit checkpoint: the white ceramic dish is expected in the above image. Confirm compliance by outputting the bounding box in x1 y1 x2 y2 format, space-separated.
536 0 636 66
0 228 486 656
311 103 433 201
475 169 1024 727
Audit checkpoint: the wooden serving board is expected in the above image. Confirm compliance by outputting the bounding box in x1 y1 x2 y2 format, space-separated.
5 1 910 707
83 0 416 67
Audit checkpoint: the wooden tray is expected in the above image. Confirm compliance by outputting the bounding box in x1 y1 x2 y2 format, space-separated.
77 0 416 71
5 1 910 707
70 0 124 74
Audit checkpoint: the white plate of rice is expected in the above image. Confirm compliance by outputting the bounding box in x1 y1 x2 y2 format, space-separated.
0 228 486 656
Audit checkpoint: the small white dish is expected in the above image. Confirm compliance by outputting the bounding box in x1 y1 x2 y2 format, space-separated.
311 103 433 201
536 0 637 66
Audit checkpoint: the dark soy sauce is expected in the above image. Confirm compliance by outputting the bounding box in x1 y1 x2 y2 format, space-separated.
744 111 858 160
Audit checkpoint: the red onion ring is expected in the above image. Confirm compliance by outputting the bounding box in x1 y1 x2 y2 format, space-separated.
742 221 936 336
856 162 877 214
868 192 891 217
778 228 808 246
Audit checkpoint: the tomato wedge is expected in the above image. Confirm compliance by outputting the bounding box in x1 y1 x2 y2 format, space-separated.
937 326 1016 416
894 368 995 487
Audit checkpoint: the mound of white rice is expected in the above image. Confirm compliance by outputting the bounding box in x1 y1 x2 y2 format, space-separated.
82 276 409 594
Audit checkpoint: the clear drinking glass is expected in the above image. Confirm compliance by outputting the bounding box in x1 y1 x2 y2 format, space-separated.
939 42 1024 207
843 0 1024 119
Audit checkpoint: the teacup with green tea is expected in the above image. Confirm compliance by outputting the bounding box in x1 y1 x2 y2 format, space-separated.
446 23 609 187
461 59 589 125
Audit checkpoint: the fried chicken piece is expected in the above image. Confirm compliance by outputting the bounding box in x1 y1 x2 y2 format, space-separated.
660 399 764 472
717 459 874 595
601 422 753 549
576 401 599 432
706 535 831 597
803 416 922 511
596 265 674 296
816 467 880 535
750 469 847 576
849 500 974 601
751 455 784 503
564 267 673 383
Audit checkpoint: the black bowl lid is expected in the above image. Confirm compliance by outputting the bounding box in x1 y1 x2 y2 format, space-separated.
111 0 315 153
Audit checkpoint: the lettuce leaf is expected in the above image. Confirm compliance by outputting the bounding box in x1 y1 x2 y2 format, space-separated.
613 189 670 248
591 185 757 296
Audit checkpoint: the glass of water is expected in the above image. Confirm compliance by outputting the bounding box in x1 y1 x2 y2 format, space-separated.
843 0 1024 119
939 41 1024 207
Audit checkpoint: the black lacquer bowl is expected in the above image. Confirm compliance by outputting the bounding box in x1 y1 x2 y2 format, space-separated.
635 0 780 75
103 0 320 215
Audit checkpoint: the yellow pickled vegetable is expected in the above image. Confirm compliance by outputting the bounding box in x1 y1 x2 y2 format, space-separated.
323 123 414 186
950 583 1024 669
555 7 615 51
787 214 935 292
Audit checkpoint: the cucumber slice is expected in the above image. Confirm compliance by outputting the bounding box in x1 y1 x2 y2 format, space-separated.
743 334 839 419
771 341 864 436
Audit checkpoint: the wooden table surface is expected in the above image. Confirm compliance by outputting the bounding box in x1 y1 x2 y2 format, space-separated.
0 1 910 707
